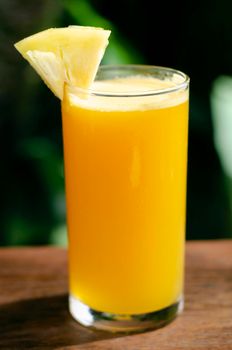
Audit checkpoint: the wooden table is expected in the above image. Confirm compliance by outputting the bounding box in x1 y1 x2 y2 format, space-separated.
0 241 232 349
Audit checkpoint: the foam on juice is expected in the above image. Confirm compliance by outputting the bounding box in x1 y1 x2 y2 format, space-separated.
67 76 188 112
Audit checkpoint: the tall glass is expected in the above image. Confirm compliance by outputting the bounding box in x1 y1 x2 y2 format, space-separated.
62 65 189 332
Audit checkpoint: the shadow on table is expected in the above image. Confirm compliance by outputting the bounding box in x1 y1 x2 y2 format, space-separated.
0 294 121 349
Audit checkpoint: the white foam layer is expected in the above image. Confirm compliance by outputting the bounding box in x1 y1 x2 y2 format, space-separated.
67 76 188 111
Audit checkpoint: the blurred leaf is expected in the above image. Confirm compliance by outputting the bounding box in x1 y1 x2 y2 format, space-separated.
18 137 64 193
5 215 51 246
61 0 111 28
50 224 68 246
60 0 144 64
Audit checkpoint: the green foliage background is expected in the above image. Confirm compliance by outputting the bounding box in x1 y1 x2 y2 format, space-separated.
1 0 232 245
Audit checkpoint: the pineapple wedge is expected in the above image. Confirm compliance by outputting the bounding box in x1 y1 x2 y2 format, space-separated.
14 26 111 99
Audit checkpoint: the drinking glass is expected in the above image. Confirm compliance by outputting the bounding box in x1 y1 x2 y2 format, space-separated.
61 65 189 332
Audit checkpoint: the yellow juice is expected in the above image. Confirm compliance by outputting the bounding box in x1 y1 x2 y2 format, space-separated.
62 75 189 315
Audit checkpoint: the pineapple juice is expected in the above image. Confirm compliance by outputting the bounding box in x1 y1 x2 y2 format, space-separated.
62 70 189 315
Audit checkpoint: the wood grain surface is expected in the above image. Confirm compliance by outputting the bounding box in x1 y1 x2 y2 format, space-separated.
0 241 232 349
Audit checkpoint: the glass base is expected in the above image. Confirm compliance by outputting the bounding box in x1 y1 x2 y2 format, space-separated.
69 295 183 333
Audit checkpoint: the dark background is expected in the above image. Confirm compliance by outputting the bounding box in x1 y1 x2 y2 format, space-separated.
1 0 232 246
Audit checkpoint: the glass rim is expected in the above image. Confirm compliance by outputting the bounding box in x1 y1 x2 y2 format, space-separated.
71 65 190 98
